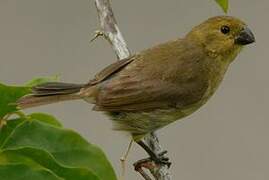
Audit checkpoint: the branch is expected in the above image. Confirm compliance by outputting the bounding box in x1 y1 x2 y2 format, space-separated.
144 132 172 180
93 0 171 179
94 0 130 60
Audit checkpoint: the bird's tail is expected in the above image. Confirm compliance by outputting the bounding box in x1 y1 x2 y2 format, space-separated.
17 82 85 109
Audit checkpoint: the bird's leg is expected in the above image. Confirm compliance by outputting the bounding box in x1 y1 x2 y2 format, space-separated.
136 140 171 168
120 140 133 180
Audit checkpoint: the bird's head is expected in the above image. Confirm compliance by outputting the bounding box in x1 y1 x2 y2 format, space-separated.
186 16 255 61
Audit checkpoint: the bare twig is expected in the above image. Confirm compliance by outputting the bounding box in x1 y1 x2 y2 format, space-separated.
93 0 171 179
94 0 130 60
90 30 104 42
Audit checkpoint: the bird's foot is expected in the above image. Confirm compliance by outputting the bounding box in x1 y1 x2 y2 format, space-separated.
150 150 171 168
136 140 172 168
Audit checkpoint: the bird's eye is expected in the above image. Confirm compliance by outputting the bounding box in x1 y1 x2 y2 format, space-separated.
220 25 230 34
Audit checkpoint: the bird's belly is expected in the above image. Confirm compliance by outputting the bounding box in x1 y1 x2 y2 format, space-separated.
107 101 204 139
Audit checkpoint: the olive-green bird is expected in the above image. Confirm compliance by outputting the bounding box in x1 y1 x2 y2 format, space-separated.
18 16 255 165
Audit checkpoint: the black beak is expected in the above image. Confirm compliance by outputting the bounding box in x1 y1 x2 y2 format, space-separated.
235 26 255 45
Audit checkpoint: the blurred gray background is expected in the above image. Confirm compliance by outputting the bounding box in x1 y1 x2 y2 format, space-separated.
0 0 268 179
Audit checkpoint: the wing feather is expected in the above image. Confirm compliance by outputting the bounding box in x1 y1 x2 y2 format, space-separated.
85 39 208 112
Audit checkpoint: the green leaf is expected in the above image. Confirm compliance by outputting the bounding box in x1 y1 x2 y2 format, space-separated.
1 119 117 180
29 113 62 127
0 83 30 118
215 0 229 13
0 118 24 147
0 148 100 180
0 164 63 180
25 76 59 87
0 79 117 180
0 113 61 147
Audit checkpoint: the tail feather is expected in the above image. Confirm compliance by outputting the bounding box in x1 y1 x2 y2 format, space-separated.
17 82 85 109
32 82 84 96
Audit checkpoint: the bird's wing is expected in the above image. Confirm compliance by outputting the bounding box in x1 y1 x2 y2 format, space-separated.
93 78 189 112
88 56 135 85
89 39 208 112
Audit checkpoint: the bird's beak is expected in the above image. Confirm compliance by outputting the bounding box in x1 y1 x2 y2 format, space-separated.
235 26 255 45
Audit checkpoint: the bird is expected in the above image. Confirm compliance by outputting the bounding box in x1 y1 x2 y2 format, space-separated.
17 16 255 166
